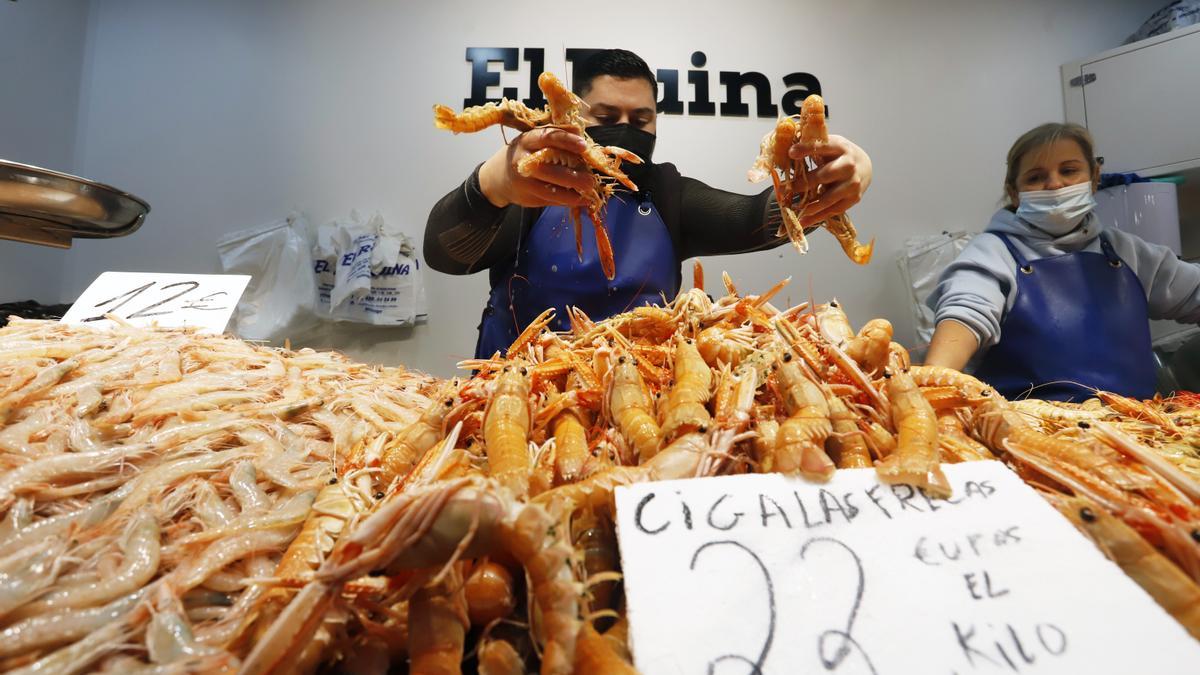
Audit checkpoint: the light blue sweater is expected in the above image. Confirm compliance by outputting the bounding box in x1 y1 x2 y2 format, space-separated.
928 209 1200 349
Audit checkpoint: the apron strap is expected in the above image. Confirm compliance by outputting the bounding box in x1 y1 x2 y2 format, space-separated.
990 232 1031 270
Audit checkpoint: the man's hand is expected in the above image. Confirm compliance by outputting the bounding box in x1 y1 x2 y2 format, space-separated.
788 134 873 227
477 127 595 209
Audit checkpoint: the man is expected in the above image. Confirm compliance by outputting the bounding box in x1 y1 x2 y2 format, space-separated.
425 49 873 359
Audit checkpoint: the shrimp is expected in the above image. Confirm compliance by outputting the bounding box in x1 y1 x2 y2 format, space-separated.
936 408 995 463
749 116 808 253
605 354 663 461
11 507 160 619
536 429 745 515
971 399 1154 493
815 300 855 348
752 416 780 472
501 502 581 675
846 318 893 375
827 394 872 469
244 479 575 675
549 403 591 486
0 356 79 423
484 362 534 496
659 337 714 442
1011 398 1106 425
796 95 874 264
771 350 835 479
478 636 526 675
433 98 550 134
408 565 469 675
1046 493 1200 639
0 539 69 621
1097 390 1180 435
437 71 639 281
464 560 517 626
909 365 997 400
379 382 457 487
696 325 754 368
574 622 638 674
1088 421 1200 502
876 369 950 498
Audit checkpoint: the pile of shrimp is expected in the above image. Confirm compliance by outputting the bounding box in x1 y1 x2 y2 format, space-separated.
0 318 439 673
2 271 1199 673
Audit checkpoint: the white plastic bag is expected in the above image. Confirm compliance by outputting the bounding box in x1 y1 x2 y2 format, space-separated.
1126 1 1200 44
896 231 973 359
312 211 428 326
217 214 318 341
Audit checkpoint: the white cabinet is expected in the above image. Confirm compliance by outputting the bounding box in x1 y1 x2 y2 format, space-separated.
1062 24 1200 177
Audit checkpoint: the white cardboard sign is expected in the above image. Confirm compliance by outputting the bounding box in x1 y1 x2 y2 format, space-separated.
614 461 1200 674
61 272 250 334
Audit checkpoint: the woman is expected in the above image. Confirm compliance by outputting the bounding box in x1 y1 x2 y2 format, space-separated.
925 122 1200 401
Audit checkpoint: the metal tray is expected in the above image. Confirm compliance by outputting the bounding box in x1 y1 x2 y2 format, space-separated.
0 159 150 249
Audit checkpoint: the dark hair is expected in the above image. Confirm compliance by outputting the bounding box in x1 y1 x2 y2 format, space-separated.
1003 122 1099 211
573 49 657 99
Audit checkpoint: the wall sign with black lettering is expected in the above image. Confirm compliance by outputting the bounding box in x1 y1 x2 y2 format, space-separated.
462 48 822 119
614 461 1200 674
60 271 250 334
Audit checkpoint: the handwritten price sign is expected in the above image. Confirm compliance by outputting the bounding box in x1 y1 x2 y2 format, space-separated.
615 461 1200 674
61 272 250 334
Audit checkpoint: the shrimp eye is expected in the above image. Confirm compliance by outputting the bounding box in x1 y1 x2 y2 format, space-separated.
328 477 338 485
686 338 694 345
782 352 793 362
618 356 626 364
1077 421 1090 429
503 366 511 373
1079 507 1097 523
374 492 385 500
830 300 839 308
1192 529 1200 544
519 367 528 376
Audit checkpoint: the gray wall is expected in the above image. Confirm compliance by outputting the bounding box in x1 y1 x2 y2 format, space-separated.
0 0 91 303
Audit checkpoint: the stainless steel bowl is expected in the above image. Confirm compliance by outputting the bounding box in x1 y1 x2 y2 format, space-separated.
0 159 150 248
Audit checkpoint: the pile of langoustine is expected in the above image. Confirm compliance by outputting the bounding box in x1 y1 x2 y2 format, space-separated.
1 276 1199 674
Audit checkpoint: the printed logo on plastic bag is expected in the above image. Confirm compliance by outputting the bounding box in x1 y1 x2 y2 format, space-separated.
312 210 428 326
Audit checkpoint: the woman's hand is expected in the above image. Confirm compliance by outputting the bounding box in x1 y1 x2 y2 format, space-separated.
477 127 594 209
789 134 872 227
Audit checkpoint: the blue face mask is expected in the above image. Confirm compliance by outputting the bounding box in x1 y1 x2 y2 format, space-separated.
1015 182 1096 236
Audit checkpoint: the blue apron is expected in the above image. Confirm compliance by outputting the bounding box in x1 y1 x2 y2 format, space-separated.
974 232 1157 401
474 194 677 359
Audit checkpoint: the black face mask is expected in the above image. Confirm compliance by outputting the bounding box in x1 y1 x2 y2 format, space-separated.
586 123 656 193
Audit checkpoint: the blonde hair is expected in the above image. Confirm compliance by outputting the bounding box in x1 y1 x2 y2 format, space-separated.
1003 122 1099 211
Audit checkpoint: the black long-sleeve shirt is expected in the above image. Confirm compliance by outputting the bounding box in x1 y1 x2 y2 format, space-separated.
424 162 795 279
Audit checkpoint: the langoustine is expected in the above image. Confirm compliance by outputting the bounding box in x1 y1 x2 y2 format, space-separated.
435 71 643 280
748 94 874 264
